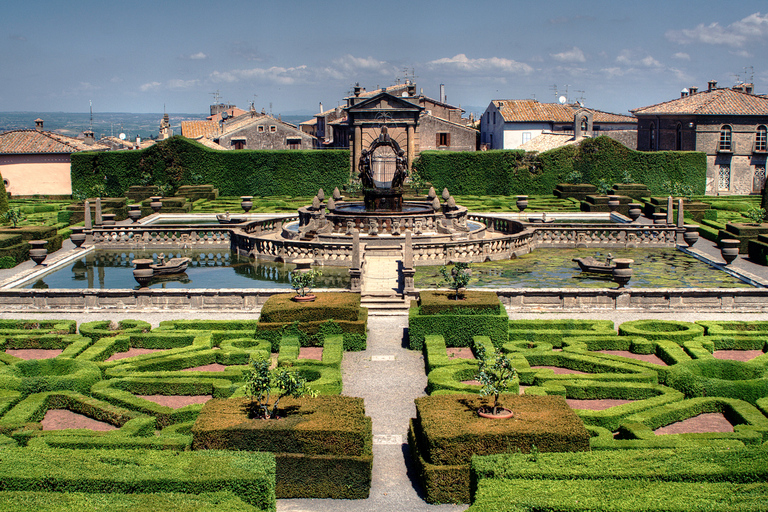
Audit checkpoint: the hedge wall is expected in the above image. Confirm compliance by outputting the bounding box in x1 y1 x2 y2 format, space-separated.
71 136 350 198
413 137 706 196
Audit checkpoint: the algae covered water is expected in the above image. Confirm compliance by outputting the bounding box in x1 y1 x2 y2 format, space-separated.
414 248 750 289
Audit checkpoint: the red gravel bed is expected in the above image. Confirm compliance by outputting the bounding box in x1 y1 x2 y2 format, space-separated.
460 379 481 386
447 347 475 360
713 350 764 361
654 413 733 435
41 409 117 431
5 349 62 360
138 395 212 409
298 347 323 360
107 348 165 361
182 363 228 372
597 350 667 365
566 398 634 410
530 366 590 375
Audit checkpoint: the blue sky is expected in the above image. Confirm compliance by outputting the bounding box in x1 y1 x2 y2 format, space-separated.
1 0 767 118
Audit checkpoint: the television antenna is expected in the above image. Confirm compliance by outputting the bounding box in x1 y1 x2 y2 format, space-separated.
549 84 558 99
210 90 221 104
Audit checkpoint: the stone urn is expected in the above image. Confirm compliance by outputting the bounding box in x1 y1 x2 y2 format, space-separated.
516 195 528 213
611 258 633 288
240 196 253 213
149 196 163 213
132 258 154 289
652 213 667 225
69 227 86 249
127 204 142 223
607 195 620 212
627 203 642 221
720 239 740 265
683 225 699 247
101 213 116 226
28 240 48 266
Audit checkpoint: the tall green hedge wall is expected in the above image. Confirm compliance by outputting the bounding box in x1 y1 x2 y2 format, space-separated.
413 136 706 196
71 136 351 197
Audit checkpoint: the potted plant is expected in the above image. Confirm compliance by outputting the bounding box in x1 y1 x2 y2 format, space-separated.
474 341 517 419
289 268 322 301
244 356 316 420
439 262 471 300
3 208 23 228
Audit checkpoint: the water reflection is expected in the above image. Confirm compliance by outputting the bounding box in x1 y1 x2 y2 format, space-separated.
21 250 349 290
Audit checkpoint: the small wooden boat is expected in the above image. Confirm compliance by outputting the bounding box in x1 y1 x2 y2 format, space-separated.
216 213 246 224
150 257 191 276
572 255 615 274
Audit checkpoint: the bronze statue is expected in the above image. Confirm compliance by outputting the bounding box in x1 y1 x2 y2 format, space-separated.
391 150 408 188
358 149 374 189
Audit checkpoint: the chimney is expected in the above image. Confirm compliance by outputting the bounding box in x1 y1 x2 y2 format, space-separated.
83 130 95 145
354 83 361 97
708 80 717 91
681 88 689 98
689 86 698 95
35 118 44 130
319 102 323 114
407 83 416 97
439 84 445 103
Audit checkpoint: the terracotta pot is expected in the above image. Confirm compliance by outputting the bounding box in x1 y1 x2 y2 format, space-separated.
612 258 633 288
477 406 514 419
101 213 116 226
516 195 528 213
149 196 163 213
607 195 620 212
292 294 316 302
627 203 642 222
241 196 253 213
69 227 86 249
132 258 154 289
28 240 48 266
720 239 740 265
683 224 699 247
127 204 142 223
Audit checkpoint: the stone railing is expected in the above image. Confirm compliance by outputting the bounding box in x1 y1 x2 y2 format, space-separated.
530 225 680 248
241 216 298 235
91 227 231 248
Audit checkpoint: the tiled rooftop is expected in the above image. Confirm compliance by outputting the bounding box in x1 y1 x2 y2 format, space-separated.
493 100 635 124
631 87 768 116
0 129 109 154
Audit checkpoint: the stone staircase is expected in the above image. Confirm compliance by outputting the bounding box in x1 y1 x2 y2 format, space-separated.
361 292 411 316
360 247 410 315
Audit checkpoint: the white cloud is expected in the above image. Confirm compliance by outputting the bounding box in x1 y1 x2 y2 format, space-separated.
189 52 207 60
210 65 310 85
550 47 586 63
140 81 162 92
730 49 752 58
666 12 768 47
427 54 533 74
616 50 663 68
672 52 690 60
167 79 199 89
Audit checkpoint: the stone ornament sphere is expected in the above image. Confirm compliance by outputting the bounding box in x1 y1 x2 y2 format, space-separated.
28 240 48 266
611 258 633 288
683 225 700 247
241 196 254 213
149 197 163 213
132 258 154 289
127 204 142 223
627 203 642 221
720 239 740 265
516 195 528 212
69 227 86 249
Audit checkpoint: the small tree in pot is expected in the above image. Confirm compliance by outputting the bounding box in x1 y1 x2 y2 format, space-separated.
474 341 517 418
439 262 471 300
244 356 316 420
289 268 322 299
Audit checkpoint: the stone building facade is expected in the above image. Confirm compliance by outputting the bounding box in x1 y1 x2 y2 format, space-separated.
632 81 768 195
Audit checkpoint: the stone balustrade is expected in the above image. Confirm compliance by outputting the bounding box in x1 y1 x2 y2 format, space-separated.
91 227 231 248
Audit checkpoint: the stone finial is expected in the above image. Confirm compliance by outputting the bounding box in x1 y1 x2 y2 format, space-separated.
327 198 336 210
84 200 92 230
432 197 441 211
95 197 103 226
667 196 674 225
427 186 436 200
317 188 325 202
442 187 450 201
447 196 456 209
332 187 342 201
312 196 321 210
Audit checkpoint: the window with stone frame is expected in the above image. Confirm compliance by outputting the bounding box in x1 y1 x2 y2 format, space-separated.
718 165 731 191
756 125 767 152
437 132 450 147
258 125 264 132
754 165 767 193
286 138 301 150
719 125 732 152
231 139 246 150
270 126 276 132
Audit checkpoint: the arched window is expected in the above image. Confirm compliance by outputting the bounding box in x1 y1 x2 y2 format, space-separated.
756 125 767 152
719 125 732 152
649 122 656 150
581 118 589 132
676 123 683 151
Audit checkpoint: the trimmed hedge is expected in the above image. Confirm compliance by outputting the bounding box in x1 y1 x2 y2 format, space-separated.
191 396 372 499
259 292 362 323
0 446 276 511
508 319 615 347
71 136 350 198
665 359 768 405
618 319 704 343
417 290 502 316
78 320 152 342
413 137 706 196
275 335 343 395
0 358 101 395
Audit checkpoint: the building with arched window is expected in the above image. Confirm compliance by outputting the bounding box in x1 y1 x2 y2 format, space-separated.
631 80 768 195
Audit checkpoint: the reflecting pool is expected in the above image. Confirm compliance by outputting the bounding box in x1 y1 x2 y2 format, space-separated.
23 250 350 290
414 248 751 289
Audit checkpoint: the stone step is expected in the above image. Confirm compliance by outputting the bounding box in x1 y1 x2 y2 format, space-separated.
361 293 411 316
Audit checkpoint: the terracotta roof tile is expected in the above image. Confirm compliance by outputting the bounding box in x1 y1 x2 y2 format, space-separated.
493 100 635 124
631 88 768 116
181 120 217 138
0 129 109 153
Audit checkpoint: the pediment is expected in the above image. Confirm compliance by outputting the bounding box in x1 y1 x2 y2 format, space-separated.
347 92 424 114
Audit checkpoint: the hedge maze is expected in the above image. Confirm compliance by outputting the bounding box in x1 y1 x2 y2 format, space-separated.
0 293 370 510
410 295 768 509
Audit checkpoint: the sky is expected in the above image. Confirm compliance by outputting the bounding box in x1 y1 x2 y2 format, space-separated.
1 0 767 118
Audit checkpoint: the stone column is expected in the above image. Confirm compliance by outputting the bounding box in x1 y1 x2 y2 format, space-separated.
353 125 362 178
349 230 362 292
666 196 674 225
402 230 415 294
407 124 415 171
676 198 685 244
95 197 103 226
84 200 93 245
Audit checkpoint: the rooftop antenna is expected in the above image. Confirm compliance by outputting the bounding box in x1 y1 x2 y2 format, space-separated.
575 90 586 104
531 93 536 101
210 90 221 104
549 84 559 100
269 102 273 115
745 66 754 84
89 100 93 132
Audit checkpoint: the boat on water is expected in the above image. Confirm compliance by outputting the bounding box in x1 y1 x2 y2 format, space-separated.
216 213 246 224
150 257 191 276
572 254 615 274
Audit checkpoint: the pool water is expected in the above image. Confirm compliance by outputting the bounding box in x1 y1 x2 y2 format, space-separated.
414 248 751 289
24 250 350 290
